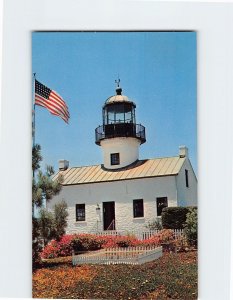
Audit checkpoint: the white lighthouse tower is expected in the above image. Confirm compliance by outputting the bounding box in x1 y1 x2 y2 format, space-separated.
95 81 146 169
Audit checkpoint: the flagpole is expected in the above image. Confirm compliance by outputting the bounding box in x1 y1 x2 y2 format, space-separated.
32 73 36 219
32 73 36 148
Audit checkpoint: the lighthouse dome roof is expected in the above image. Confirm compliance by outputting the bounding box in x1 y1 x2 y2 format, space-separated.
104 86 136 106
105 94 133 104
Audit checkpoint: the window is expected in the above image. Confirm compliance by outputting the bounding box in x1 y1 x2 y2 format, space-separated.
156 197 168 216
76 204 85 221
133 199 144 218
111 153 120 165
185 169 189 187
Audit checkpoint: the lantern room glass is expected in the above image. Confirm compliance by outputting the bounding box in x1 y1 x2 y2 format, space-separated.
103 103 136 125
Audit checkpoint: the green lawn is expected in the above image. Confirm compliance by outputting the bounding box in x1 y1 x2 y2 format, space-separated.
33 251 197 299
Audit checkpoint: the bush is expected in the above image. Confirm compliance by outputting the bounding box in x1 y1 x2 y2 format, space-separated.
157 229 174 243
145 218 163 230
138 235 160 247
100 235 138 248
115 236 136 247
42 234 104 258
41 235 73 259
173 236 189 252
184 207 198 247
161 207 190 229
41 240 60 259
41 230 180 259
99 234 161 248
71 234 104 252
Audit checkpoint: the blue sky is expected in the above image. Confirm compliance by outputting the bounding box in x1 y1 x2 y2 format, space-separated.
32 31 197 173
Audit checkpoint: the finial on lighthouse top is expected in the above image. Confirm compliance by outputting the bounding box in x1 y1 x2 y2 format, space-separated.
104 78 134 105
115 77 122 95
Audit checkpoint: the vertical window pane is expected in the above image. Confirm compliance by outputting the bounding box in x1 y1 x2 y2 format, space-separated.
124 103 133 123
156 197 168 216
115 104 124 123
76 204 85 221
185 169 189 187
133 199 144 218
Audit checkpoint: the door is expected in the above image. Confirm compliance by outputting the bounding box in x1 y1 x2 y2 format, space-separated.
103 202 115 230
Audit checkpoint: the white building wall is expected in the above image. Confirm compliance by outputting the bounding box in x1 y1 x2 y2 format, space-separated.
100 137 140 169
47 176 178 233
176 158 197 206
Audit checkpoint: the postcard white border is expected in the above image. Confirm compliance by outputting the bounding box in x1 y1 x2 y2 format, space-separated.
1 0 233 298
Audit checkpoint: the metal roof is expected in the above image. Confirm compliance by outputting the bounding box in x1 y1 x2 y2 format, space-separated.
105 94 135 106
54 156 185 186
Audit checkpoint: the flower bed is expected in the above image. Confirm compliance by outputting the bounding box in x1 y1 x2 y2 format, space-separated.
41 229 184 259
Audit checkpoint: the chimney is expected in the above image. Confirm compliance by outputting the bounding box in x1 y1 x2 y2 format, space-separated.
59 159 69 171
179 146 188 158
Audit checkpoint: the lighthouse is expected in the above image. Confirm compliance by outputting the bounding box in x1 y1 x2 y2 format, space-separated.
95 81 146 169
51 82 197 234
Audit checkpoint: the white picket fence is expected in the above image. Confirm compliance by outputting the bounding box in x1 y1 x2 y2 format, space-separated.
92 229 184 240
72 246 163 266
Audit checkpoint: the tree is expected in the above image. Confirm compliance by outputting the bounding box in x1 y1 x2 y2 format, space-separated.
38 200 68 247
53 200 68 241
38 208 55 247
32 165 63 209
184 207 198 247
32 144 64 265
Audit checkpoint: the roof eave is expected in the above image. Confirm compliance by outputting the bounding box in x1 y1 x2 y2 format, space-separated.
61 173 179 186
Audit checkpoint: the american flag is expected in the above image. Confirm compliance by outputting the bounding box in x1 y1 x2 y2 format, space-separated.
35 80 70 123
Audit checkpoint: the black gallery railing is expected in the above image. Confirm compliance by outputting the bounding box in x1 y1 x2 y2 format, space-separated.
95 123 146 145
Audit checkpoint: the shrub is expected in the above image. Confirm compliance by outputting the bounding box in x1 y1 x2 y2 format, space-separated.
100 235 138 248
71 234 104 252
145 218 163 230
100 235 117 248
184 207 198 247
41 240 60 259
116 236 136 247
157 229 174 243
138 235 160 247
42 230 179 259
161 207 190 229
57 235 74 256
41 235 73 259
173 236 189 252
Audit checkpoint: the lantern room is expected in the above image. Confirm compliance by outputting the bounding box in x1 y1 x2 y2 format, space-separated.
95 86 146 146
103 87 136 125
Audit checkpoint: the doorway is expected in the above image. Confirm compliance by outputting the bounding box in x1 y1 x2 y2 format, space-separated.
103 201 115 230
